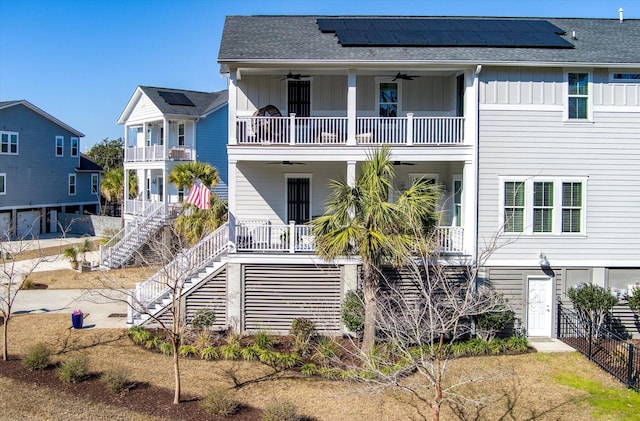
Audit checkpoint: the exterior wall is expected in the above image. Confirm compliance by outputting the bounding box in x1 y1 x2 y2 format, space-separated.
125 94 162 126
195 104 229 199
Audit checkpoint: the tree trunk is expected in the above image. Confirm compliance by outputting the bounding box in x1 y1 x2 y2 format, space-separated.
432 333 445 421
2 314 8 361
172 340 181 404
361 267 378 351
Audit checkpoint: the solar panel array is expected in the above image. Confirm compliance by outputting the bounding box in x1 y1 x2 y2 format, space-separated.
317 18 574 48
158 91 195 106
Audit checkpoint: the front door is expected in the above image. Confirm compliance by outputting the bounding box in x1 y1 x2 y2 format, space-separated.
527 276 553 337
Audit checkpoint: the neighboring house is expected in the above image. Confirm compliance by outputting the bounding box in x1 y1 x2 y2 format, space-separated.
117 86 228 223
130 15 640 339
0 100 101 239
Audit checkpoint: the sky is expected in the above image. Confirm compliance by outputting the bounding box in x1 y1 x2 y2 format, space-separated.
1 0 638 151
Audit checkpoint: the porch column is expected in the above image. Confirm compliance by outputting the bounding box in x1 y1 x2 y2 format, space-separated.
162 167 167 217
163 118 169 159
228 160 237 248
123 125 129 163
346 160 356 187
462 159 476 259
347 70 357 145
123 166 129 216
228 70 238 145
226 262 243 333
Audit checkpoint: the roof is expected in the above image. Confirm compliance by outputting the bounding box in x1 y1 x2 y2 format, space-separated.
118 87 227 124
76 155 103 173
0 100 85 137
218 16 640 67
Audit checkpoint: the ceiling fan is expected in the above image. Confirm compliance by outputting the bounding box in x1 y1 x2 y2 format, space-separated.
278 71 311 81
392 161 415 166
392 73 420 81
266 161 306 165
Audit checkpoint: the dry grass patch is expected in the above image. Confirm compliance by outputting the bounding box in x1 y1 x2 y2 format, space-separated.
2 313 632 420
25 266 157 290
5 240 103 262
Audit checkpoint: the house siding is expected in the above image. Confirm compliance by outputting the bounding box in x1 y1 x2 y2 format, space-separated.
196 105 229 199
126 94 163 125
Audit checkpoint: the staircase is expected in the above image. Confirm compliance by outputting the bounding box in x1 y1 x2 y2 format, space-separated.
100 203 166 268
128 222 229 326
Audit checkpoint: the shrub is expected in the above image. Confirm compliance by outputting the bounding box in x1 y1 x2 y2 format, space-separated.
191 308 216 330
290 318 316 355
262 400 301 421
341 289 365 335
20 278 34 290
312 336 338 366
201 386 239 416
178 344 199 358
253 330 276 349
474 295 514 342
241 345 261 362
22 343 51 371
102 368 133 394
301 363 318 376
58 354 89 383
568 283 618 338
159 342 173 355
128 326 152 345
144 336 162 350
506 335 529 352
220 343 242 360
200 346 220 360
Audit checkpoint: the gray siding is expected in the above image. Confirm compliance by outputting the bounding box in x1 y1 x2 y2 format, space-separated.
481 66 563 105
185 267 227 330
243 264 342 333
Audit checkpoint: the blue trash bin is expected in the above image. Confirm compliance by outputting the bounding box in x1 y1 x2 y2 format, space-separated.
71 312 83 329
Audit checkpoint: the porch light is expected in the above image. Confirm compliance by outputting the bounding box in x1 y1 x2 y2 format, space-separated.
539 253 549 267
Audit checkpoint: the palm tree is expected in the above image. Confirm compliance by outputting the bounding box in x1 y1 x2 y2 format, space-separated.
174 195 228 245
168 161 219 191
311 146 440 350
100 168 138 215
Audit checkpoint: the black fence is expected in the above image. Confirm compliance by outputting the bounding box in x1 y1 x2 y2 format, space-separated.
557 303 639 391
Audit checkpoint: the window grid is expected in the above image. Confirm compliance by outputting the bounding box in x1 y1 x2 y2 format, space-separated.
0 173 5 195
379 82 398 117
178 124 185 146
1 132 19 155
568 72 588 119
504 181 525 233
69 174 76 195
56 136 64 156
91 174 99 195
71 137 79 157
562 182 582 233
533 182 554 233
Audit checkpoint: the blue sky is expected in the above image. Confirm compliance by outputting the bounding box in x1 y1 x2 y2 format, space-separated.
0 0 637 151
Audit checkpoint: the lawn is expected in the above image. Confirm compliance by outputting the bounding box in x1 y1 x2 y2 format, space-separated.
25 266 156 290
1 311 634 420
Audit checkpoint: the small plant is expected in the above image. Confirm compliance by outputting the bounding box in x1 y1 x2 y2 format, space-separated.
341 289 365 336
506 335 529 352
144 336 162 350
474 294 514 342
201 386 239 416
241 345 261 362
159 342 173 355
253 330 276 349
63 246 79 263
101 368 134 394
200 346 220 360
262 399 301 421
312 336 338 366
22 343 51 371
178 344 199 358
290 317 316 355
191 308 216 330
128 326 152 345
20 278 34 290
301 363 318 376
58 354 89 383
220 343 242 360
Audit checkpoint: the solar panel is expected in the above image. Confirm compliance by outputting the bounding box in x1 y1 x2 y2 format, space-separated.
317 18 573 48
158 91 195 106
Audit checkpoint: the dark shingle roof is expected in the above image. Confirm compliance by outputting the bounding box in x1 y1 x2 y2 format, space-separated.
77 155 103 172
139 87 227 117
218 16 640 66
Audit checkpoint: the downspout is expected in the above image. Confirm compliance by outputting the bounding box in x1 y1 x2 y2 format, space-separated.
473 64 482 284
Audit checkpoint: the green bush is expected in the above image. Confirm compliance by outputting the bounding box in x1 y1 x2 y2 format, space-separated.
178 344 199 358
290 318 316 355
220 343 242 360
474 296 514 342
200 346 220 360
341 289 365 335
312 336 338 366
262 400 301 421
201 386 239 416
159 342 173 355
101 368 133 394
568 283 618 337
253 330 276 349
191 308 216 330
128 326 152 345
22 343 51 371
241 345 261 362
58 354 89 383
506 335 529 352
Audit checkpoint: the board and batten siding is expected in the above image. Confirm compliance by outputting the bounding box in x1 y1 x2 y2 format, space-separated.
477 108 640 264
242 264 342 333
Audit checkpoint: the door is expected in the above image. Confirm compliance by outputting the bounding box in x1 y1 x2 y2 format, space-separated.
286 177 310 223
527 276 553 337
17 210 41 238
0 212 10 239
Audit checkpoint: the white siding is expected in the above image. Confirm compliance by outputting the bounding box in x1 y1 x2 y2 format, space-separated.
313 75 347 112
481 66 563 106
403 75 455 114
237 75 285 114
126 94 163 125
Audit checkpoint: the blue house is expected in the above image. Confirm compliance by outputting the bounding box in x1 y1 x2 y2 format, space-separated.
0 100 101 239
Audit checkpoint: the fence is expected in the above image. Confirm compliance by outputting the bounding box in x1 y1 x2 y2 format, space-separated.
557 303 639 390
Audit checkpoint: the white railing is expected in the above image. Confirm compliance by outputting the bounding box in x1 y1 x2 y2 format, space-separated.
236 115 464 145
124 145 194 162
133 222 229 311
125 200 182 217
234 222 463 254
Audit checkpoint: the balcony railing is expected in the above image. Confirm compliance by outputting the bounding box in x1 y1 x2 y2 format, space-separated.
125 199 181 217
236 115 464 146
124 145 194 162
234 221 464 254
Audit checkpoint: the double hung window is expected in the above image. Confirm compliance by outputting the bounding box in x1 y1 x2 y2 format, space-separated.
68 174 76 195
1 132 19 155
568 73 589 119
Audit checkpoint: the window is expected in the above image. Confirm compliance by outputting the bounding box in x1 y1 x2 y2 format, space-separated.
178 123 185 146
91 174 99 195
502 178 585 235
70 137 79 157
159 127 164 145
0 173 5 195
379 82 398 117
453 178 463 226
55 136 64 156
504 182 525 233
562 182 582 233
288 80 311 117
568 72 589 119
533 182 553 233
286 175 311 223
612 73 640 81
1 131 19 155
68 174 76 195
178 188 184 202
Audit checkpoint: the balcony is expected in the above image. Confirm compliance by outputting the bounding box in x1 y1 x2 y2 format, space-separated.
124 145 194 163
236 115 464 146
234 221 464 254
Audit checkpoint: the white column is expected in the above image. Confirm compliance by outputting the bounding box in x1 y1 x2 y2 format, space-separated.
406 113 414 145
347 70 357 145
162 167 167 216
228 160 237 247
123 125 129 163
226 262 243 333
163 118 169 159
346 160 356 187
462 159 476 259
123 165 129 215
228 71 238 145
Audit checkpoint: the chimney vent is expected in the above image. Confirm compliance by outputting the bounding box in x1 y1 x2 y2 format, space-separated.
619 8 624 23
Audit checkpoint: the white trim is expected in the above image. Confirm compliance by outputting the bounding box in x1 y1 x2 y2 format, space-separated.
593 105 640 113
0 101 84 137
609 70 640 83
91 173 99 195
55 135 64 157
70 137 79 157
68 174 76 196
479 104 564 112
0 131 19 155
564 69 593 122
0 173 5 195
284 173 312 223
375 77 401 117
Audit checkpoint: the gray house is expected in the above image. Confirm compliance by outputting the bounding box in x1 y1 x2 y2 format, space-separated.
0 100 101 239
128 15 640 338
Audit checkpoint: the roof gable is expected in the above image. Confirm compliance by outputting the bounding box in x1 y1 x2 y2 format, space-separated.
0 100 84 137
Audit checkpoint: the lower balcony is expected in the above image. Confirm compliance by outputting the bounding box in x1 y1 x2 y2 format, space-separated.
234 221 464 254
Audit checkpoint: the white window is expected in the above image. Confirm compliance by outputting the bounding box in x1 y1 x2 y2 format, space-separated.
91 174 99 195
1 131 19 155
178 123 185 146
0 173 5 195
68 174 76 195
611 72 640 82
567 72 589 120
501 178 585 235
70 137 79 157
56 136 64 156
378 81 399 117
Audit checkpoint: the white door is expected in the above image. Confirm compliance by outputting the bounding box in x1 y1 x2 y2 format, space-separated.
0 212 10 239
527 276 553 337
17 210 40 238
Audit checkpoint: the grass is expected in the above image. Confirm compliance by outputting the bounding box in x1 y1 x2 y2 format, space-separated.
25 266 156 289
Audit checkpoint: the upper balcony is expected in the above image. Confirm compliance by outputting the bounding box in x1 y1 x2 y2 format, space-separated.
124 145 194 162
124 120 196 163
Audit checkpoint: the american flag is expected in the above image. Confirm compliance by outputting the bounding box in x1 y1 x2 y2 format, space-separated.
185 179 210 210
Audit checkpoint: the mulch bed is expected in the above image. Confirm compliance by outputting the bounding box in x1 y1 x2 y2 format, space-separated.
0 358 263 421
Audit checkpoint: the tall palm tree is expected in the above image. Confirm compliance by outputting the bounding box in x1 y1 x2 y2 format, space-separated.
174 195 228 245
168 161 219 190
311 146 440 350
